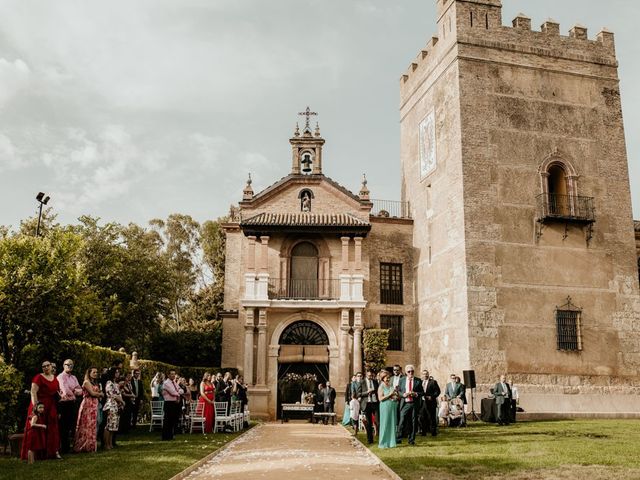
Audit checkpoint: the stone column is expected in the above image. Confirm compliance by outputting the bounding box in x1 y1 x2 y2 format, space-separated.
245 236 257 299
353 308 363 374
257 236 270 300
340 309 351 385
341 236 350 272
353 237 362 271
256 309 268 386
244 309 255 385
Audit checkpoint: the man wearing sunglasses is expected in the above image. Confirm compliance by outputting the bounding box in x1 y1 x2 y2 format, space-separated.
396 364 424 445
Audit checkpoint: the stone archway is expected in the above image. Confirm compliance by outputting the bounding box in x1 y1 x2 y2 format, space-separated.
268 315 340 419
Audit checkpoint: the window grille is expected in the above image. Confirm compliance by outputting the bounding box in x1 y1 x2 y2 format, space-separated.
380 263 403 304
381 315 403 351
555 297 582 351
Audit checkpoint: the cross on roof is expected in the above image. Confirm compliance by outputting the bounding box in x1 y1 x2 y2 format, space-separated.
298 106 317 130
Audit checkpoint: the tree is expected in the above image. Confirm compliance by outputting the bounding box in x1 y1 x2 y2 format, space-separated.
363 329 390 373
0 228 104 367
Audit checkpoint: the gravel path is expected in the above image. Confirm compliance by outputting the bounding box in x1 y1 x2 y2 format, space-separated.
184 422 395 480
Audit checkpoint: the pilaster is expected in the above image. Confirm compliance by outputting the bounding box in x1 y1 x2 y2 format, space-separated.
256 309 268 386
244 309 255 385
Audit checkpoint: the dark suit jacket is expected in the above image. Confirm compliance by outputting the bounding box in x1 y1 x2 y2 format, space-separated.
356 378 379 410
131 377 145 401
397 376 424 408
491 382 512 405
422 378 441 403
323 387 336 404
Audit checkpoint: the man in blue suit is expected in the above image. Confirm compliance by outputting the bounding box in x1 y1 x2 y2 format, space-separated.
396 364 424 445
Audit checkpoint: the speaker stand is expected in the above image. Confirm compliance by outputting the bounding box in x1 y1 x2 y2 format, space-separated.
468 388 480 421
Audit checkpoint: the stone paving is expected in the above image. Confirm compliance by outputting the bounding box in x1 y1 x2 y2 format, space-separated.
184 422 395 480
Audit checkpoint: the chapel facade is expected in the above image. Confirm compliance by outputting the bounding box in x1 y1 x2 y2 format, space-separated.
221 0 640 419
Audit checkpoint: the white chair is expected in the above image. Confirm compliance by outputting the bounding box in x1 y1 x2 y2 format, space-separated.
229 401 242 431
243 408 250 427
149 400 164 432
189 401 206 434
214 401 232 433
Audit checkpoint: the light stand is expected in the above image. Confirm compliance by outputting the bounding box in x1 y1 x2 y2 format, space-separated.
468 387 480 421
35 192 50 237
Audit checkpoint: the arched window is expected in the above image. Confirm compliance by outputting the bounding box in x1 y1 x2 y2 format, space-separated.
289 242 319 298
538 153 578 219
279 320 329 345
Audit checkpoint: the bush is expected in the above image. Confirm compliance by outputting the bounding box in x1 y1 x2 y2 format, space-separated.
0 361 23 445
363 328 390 373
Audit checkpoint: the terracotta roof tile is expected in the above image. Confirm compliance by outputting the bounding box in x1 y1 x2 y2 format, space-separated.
241 212 370 227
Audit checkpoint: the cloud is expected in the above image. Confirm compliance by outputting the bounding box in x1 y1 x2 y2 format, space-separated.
0 57 30 106
0 133 26 171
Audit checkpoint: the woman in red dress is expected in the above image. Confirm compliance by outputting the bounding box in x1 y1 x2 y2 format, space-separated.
198 372 215 433
24 402 47 463
74 367 103 452
21 360 61 460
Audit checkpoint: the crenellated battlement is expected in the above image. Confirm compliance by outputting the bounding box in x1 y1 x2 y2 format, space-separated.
400 0 617 99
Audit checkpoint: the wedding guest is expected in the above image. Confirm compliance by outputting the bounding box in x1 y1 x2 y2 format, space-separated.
356 370 379 444
438 395 449 425
99 364 122 447
509 378 519 423
103 368 124 450
377 371 398 449
222 371 233 410
419 369 441 437
24 402 47 463
233 375 248 414
162 370 183 440
188 378 199 402
342 376 356 426
179 377 192 403
57 358 83 454
151 372 164 401
214 372 225 401
119 373 135 434
491 374 512 426
21 360 61 460
391 365 403 388
323 381 336 415
199 372 215 433
348 393 360 435
74 367 103 453
396 364 423 445
130 369 144 428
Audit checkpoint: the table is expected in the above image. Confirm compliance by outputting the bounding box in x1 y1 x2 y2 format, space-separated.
480 397 517 423
281 403 314 423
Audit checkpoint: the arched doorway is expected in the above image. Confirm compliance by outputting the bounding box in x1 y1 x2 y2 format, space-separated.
277 320 329 418
289 242 319 298
547 164 569 216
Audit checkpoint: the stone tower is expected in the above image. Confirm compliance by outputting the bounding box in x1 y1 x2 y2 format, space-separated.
401 0 640 413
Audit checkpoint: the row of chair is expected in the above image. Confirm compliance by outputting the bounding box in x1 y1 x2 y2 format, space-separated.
149 400 250 433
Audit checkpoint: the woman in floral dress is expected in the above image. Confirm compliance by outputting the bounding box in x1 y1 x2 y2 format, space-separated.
74 367 103 452
102 369 124 450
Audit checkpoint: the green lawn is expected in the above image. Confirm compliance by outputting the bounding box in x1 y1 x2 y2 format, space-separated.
0 425 249 480
360 420 640 480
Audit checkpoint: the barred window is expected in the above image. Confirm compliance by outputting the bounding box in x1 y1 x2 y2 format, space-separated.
555 297 582 351
381 315 403 351
380 263 403 304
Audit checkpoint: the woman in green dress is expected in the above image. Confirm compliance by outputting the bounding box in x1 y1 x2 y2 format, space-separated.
377 371 398 448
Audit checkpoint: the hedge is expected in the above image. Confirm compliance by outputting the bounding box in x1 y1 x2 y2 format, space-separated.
0 361 23 445
363 328 390 373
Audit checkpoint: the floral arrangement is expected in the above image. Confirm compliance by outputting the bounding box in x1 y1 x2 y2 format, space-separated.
278 372 318 396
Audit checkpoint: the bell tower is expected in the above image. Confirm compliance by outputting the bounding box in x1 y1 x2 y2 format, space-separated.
290 106 325 175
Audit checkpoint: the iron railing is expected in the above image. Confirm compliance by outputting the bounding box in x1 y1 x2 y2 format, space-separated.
370 199 412 219
536 193 595 223
268 278 340 300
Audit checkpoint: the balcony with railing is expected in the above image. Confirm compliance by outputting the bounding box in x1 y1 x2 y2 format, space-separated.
370 199 412 219
268 278 340 300
536 193 595 223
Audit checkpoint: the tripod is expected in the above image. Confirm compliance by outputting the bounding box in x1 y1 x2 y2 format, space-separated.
468 387 480 421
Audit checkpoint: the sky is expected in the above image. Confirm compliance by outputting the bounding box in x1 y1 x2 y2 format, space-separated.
0 0 639 229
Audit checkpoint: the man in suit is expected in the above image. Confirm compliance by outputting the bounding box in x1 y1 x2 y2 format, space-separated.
356 370 379 444
323 381 336 413
130 369 144 429
491 374 512 426
419 369 441 436
396 364 423 445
